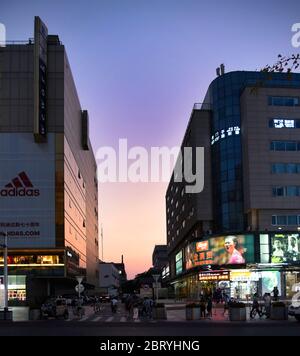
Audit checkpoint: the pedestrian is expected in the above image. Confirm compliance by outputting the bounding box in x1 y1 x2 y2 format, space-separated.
111 297 118 313
250 293 262 318
200 296 206 318
272 286 279 301
207 297 213 319
263 293 271 318
223 294 229 316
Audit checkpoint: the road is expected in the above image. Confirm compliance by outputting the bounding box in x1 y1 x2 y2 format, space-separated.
0 320 300 336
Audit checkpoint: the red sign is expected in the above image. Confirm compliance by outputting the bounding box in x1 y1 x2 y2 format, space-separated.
0 171 40 197
196 241 209 252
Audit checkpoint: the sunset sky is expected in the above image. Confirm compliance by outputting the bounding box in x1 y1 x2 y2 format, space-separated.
1 0 299 278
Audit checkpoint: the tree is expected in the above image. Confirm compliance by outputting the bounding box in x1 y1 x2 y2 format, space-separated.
250 54 300 94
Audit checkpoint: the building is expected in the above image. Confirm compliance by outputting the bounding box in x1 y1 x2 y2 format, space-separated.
98 262 121 296
113 255 127 286
152 245 168 270
0 17 99 305
166 70 300 300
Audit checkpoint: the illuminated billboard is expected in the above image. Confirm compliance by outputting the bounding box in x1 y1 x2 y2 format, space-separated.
185 234 255 270
175 250 183 275
271 233 300 263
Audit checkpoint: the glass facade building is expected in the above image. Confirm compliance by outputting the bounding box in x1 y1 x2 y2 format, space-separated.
204 71 300 233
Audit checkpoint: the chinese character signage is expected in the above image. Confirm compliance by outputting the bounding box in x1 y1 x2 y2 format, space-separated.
211 126 240 145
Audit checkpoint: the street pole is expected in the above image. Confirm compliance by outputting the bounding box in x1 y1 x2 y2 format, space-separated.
4 232 8 314
0 231 8 319
152 274 160 302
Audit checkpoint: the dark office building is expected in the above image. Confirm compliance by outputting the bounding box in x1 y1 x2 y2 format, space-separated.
166 70 300 300
152 245 168 270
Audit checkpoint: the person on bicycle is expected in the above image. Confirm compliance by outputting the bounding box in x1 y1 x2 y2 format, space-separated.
250 293 262 318
111 297 118 313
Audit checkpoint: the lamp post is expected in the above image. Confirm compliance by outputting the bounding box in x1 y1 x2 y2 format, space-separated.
0 231 8 319
152 274 160 302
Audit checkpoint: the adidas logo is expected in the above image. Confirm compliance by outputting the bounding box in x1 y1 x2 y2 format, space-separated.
0 171 40 197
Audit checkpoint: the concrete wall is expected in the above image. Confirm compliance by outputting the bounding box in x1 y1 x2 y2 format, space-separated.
241 86 300 231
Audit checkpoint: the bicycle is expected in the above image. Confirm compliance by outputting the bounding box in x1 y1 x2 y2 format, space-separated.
250 305 269 319
94 302 101 313
72 305 85 319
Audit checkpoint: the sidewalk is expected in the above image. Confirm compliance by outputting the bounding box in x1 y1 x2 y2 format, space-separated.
166 306 298 323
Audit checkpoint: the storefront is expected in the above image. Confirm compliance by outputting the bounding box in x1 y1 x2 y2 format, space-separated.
172 232 300 300
0 275 26 305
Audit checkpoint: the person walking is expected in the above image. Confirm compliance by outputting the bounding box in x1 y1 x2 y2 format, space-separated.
263 293 271 318
200 296 206 318
250 293 262 319
207 297 213 319
272 286 279 301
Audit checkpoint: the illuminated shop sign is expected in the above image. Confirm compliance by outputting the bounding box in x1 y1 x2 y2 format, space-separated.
211 126 240 145
198 270 230 282
230 270 260 282
270 119 297 129
185 235 255 270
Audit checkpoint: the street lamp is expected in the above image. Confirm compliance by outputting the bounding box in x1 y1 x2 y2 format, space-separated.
0 231 8 319
152 274 160 302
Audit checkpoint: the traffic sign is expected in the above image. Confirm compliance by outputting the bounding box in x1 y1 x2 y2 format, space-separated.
75 284 84 293
76 276 84 284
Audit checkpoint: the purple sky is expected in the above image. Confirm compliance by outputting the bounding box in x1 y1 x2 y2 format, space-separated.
1 0 300 278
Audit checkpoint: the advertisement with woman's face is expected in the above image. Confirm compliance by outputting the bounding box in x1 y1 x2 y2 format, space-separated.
185 234 255 269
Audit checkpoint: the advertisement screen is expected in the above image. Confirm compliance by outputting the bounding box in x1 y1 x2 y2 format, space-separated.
175 250 183 275
185 234 255 270
271 234 300 263
261 271 281 296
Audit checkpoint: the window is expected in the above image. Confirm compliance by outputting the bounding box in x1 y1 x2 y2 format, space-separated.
270 141 299 151
277 216 287 225
273 186 300 197
272 215 300 226
182 220 186 228
272 163 300 173
272 163 285 173
268 96 300 106
288 216 298 225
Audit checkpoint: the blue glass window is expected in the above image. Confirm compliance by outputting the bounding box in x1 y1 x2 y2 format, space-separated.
288 216 298 225
277 216 287 225
268 96 300 106
270 141 300 151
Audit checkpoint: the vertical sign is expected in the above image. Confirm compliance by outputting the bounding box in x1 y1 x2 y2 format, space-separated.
34 17 48 142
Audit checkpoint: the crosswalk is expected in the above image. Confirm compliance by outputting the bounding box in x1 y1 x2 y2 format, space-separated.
61 305 161 323
65 314 156 323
